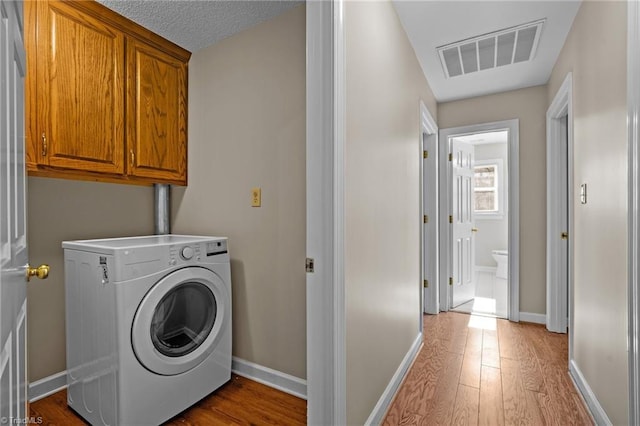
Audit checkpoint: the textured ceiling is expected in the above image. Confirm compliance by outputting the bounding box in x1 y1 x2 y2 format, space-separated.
393 1 581 102
96 0 302 52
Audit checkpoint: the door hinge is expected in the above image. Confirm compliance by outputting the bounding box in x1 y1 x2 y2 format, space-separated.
449 215 453 224
448 153 453 161
423 279 429 288
305 257 315 273
423 150 428 159
449 277 453 286
423 215 429 224
41 132 47 157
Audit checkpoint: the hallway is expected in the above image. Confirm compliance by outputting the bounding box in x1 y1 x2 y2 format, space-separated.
384 312 593 425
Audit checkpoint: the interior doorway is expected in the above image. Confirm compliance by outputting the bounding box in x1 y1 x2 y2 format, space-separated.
546 72 573 336
422 102 439 316
451 131 509 318
439 120 520 321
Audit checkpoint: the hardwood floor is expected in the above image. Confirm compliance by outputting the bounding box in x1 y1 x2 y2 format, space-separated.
29 374 306 425
384 312 593 426
29 314 591 426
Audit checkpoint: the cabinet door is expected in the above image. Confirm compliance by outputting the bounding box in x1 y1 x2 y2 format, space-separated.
35 1 125 174
127 38 187 184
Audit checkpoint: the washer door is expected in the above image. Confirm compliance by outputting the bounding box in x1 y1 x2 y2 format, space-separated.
132 267 229 375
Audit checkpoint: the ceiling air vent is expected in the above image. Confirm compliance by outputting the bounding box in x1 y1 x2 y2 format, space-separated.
437 19 545 78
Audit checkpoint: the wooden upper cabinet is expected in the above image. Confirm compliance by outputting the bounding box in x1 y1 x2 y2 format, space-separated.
26 0 190 185
32 1 125 174
127 38 187 183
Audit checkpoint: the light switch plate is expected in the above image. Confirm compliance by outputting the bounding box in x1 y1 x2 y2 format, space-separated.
251 187 261 207
580 183 587 204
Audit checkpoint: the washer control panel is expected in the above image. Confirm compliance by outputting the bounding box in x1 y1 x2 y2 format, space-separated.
180 246 195 260
205 240 227 256
169 244 201 265
168 239 227 266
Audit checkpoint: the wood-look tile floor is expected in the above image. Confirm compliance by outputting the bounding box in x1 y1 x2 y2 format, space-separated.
384 312 593 426
29 374 306 425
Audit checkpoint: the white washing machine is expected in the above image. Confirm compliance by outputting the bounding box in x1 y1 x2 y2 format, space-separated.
63 235 232 425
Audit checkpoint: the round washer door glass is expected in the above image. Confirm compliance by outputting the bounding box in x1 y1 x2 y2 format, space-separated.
150 282 217 357
132 267 229 376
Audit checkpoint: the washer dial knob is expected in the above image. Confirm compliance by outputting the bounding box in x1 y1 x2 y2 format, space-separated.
181 246 194 260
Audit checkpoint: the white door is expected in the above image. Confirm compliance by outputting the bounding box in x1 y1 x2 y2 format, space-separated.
423 131 438 314
1 0 28 421
451 139 475 308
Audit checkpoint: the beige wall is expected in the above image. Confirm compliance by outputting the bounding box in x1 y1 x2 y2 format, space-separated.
172 5 306 379
548 2 628 423
438 86 548 314
27 177 153 381
344 1 437 424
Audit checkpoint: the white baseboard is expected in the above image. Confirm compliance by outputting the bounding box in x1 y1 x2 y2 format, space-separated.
569 359 611 425
365 333 423 426
28 360 307 403
231 357 307 400
519 312 546 324
28 370 67 403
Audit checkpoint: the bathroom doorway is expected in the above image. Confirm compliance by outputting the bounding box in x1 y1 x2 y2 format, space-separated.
452 131 508 318
439 120 520 321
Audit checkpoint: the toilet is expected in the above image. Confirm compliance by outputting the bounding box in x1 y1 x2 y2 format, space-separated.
492 249 508 279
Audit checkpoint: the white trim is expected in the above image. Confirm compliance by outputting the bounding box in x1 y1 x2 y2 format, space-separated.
28 371 67 403
27 359 309 404
518 312 546 325
475 265 497 274
569 360 611 426
439 120 519 321
421 101 439 316
232 357 307 400
628 1 640 424
305 1 346 424
332 1 346 423
364 334 423 426
546 72 573 335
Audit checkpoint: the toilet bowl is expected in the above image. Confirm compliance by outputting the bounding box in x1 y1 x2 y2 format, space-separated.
492 249 508 279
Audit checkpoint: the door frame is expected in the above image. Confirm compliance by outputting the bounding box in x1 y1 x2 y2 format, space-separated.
546 73 573 336
305 1 346 424
627 1 640 423
421 102 439 316
439 120 520 321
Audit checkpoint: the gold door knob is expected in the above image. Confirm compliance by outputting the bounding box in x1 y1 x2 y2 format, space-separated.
561 232 569 240
26 264 50 281
471 228 479 232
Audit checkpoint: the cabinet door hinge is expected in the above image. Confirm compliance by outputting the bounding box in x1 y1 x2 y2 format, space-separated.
306 257 315 273
41 133 47 157
448 153 453 161
449 277 453 286
423 150 428 159
423 279 429 288
423 215 428 224
449 215 453 224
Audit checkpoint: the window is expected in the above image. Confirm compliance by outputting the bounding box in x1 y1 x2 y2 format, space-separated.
474 159 504 218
